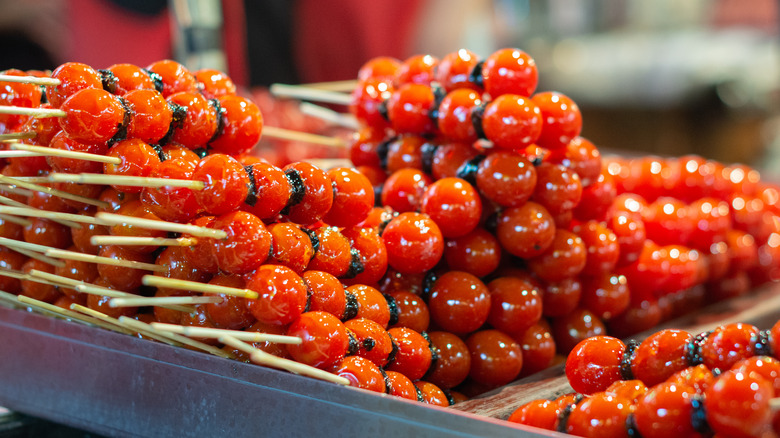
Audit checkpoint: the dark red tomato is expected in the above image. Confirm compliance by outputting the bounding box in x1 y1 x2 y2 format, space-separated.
386 290 429 333
428 271 491 335
574 220 620 275
245 265 308 325
47 62 102 108
481 94 542 152
59 88 125 144
23 217 72 249
516 322 556 377
531 91 582 150
486 276 542 336
192 153 250 215
146 59 198 97
443 227 501 278
435 49 481 92
382 212 443 275
194 68 237 99
385 327 433 381
213 211 271 274
323 167 374 227
552 308 607 354
481 48 538 98
20 258 61 303
124 89 172 144
344 317 394 368
431 141 479 180
286 311 350 369
579 274 630 321
527 229 587 282
283 162 333 226
466 329 523 387
332 356 386 393
565 336 625 395
386 83 436 135
541 277 582 318
496 201 556 259
209 95 263 156
97 245 153 292
426 331 471 389
302 270 347 319
437 88 481 142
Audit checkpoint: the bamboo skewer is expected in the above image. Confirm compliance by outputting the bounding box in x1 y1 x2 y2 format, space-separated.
0 131 37 141
0 213 31 226
0 195 83 228
0 174 109 208
263 126 347 148
49 173 205 190
1 176 50 183
109 296 222 308
220 335 349 386
150 322 302 345
95 212 227 239
298 79 357 92
269 84 352 105
117 316 233 358
0 269 62 287
0 74 60 86
44 248 167 272
0 204 100 228
90 235 197 247
8 143 122 164
9 247 66 268
68 304 155 338
0 106 66 118
142 275 258 299
299 102 360 130
11 294 132 334
0 150 45 159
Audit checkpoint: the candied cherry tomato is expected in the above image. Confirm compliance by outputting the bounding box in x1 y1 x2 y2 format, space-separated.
481 94 542 151
0 69 42 129
426 331 471 389
332 356 386 393
194 68 237 99
59 88 125 144
192 153 250 215
245 265 308 325
475 150 537 208
124 89 172 144
209 95 264 156
357 56 401 82
531 91 582 150
700 322 761 372
241 161 291 220
381 168 431 213
531 162 583 215
340 226 388 286
528 229 587 282
381 212 443 275
48 130 106 174
350 78 393 130
552 308 606 354
466 329 523 387
385 371 418 401
435 49 481 92
204 274 256 330
386 290 429 333
705 369 773 438
437 88 481 142
633 382 698 438
141 144 201 223
420 177 481 239
146 59 198 97
322 167 374 227
431 141 479 180
630 329 692 386
347 284 391 328
104 138 161 193
47 62 102 108
565 393 633 438
574 220 620 275
443 227 501 278
108 200 167 254
565 336 625 395
415 381 449 406
344 317 394 368
97 245 153 292
267 223 313 274
395 54 438 86
507 399 560 430
107 63 157 96
481 48 538 97
516 323 557 377
486 276 541 336
550 136 602 187
385 327 432 381
23 217 72 249
20 258 61 303
283 162 333 226
302 270 348 319
286 311 350 369
496 201 556 259
307 227 352 278
732 356 780 396
386 83 436 135
167 91 218 149
213 211 271 274
579 273 630 321
428 271 491 335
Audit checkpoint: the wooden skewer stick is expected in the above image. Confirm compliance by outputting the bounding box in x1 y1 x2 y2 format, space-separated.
0 150 45 159
95 212 227 239
771 397 780 412
0 74 60 86
117 316 234 359
90 235 197 247
44 248 167 273
220 335 350 386
109 296 222 308
1 176 50 183
0 174 109 208
0 204 99 228
48 173 205 190
150 322 302 345
269 84 352 105
0 105 66 118
262 126 347 148
0 269 62 287
142 275 258 299
0 236 67 255
69 283 193 312
68 304 155 337
11 294 132 334
28 269 124 295
299 102 360 130
0 131 37 141
9 143 122 164
0 213 31 226
298 79 357 92
9 247 66 268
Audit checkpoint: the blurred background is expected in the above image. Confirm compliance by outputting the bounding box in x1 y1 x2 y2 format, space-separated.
0 0 778 175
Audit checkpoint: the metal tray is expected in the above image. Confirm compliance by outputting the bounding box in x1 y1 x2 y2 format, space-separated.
0 305 559 438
